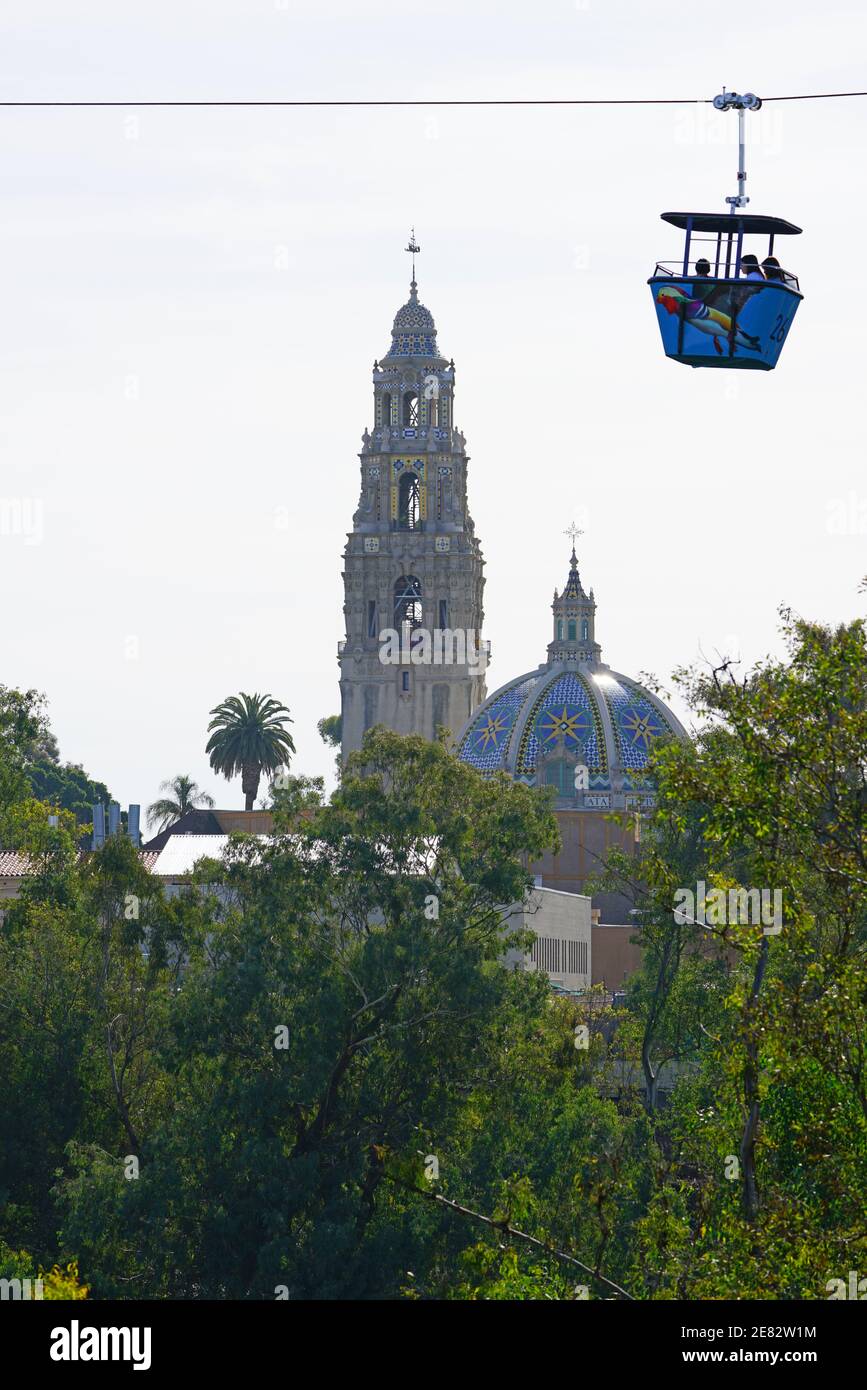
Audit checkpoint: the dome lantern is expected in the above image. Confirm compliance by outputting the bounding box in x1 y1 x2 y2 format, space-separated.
548 542 601 666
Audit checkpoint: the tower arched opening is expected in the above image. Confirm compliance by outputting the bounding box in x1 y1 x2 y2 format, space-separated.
397 471 420 530
402 390 419 426
394 574 424 634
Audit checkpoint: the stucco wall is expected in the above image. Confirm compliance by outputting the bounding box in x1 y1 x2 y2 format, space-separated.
508 886 593 992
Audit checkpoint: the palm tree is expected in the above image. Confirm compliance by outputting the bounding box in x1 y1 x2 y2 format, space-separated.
205 692 295 811
146 774 216 832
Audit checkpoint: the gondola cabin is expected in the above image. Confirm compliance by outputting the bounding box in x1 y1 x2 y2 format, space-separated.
649 212 803 369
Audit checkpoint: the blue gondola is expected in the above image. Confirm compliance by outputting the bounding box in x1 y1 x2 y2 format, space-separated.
649 90 803 370
649 211 803 369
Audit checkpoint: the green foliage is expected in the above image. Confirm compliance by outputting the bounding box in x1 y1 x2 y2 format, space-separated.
2 613 866 1300
41 1260 89 1300
0 685 49 817
0 1243 88 1299
317 714 342 748
601 611 867 1292
27 758 113 826
0 684 114 827
54 731 563 1298
0 828 214 1262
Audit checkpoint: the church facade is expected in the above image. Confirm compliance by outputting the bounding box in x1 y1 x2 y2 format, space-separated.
338 267 487 759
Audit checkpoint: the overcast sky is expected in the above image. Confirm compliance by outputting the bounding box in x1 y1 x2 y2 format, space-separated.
1 0 865 819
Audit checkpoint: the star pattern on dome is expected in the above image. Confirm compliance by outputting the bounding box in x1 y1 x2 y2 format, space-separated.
518 673 606 777
536 705 592 749
620 705 665 749
470 710 512 753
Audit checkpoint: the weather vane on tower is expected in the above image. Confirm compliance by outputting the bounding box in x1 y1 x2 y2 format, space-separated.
405 227 421 285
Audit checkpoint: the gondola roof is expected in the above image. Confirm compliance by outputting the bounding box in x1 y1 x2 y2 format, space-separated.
661 211 802 235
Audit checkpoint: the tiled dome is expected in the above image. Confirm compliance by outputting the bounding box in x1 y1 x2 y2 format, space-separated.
384 280 439 358
458 665 681 787
456 551 687 807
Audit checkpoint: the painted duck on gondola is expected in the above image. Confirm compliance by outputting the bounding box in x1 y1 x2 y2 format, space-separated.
654 281 764 358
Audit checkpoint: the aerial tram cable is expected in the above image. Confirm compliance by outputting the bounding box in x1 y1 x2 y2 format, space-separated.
4 82 850 368
1 88 867 107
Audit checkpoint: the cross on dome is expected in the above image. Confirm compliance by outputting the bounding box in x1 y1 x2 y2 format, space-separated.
563 521 584 570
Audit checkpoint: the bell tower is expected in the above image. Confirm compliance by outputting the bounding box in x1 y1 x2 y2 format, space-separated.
338 235 487 760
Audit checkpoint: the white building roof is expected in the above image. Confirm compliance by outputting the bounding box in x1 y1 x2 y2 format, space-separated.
150 834 259 877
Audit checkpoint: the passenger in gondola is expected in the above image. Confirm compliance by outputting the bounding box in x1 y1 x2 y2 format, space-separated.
687 257 714 301
740 254 765 280
761 255 786 282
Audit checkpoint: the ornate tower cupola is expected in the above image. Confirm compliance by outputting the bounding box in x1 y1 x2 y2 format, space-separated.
547 533 602 666
338 234 487 760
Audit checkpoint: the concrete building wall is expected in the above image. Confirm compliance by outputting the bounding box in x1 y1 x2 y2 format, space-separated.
507 886 592 993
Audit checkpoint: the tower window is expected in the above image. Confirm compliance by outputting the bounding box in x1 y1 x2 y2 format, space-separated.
567 620 577 641
439 599 448 629
557 620 564 640
581 619 589 641
394 574 423 630
401 671 410 692
381 392 392 425
402 390 418 426
397 471 420 530
367 600 377 639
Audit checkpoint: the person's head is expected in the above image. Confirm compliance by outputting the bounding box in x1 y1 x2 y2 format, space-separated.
762 255 783 279
695 257 710 276
740 253 761 275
